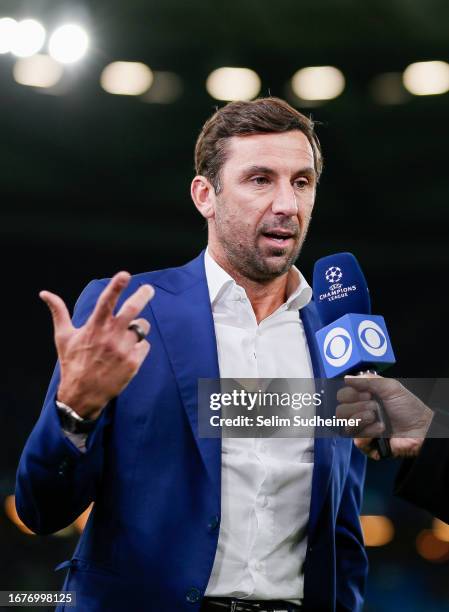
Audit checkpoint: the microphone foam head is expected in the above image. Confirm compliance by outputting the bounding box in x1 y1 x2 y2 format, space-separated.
313 252 371 325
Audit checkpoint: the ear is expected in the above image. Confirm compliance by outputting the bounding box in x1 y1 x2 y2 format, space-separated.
191 175 216 219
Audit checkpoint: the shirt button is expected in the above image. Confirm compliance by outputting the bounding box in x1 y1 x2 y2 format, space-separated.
249 559 263 572
185 587 201 603
207 514 220 531
57 459 69 477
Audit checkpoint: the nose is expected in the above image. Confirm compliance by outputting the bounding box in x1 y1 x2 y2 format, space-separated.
271 182 298 216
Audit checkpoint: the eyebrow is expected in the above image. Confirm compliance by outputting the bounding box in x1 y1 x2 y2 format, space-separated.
239 165 317 181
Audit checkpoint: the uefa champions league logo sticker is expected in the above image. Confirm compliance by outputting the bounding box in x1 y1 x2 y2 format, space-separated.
325 266 343 288
319 265 356 302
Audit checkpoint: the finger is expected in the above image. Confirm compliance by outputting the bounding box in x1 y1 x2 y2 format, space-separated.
344 374 393 392
336 387 360 403
39 291 73 336
337 400 378 419
355 437 373 453
123 318 151 347
368 448 381 461
351 421 385 438
131 338 151 365
115 285 155 327
344 375 402 402
344 411 381 436
359 392 372 401
355 438 380 461
90 272 131 326
336 387 372 404
343 374 379 395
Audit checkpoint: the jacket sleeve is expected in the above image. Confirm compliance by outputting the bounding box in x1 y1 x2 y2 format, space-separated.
394 437 449 522
335 443 368 612
15 279 110 535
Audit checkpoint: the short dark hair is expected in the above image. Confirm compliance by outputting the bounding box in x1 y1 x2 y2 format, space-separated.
194 97 323 192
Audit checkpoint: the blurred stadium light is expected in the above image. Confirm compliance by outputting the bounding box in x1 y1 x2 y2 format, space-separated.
416 529 449 563
73 503 93 533
433 518 449 543
291 66 345 101
4 494 91 536
100 61 153 95
10 18 46 58
403 60 449 96
48 24 89 64
13 54 64 88
206 67 261 101
4 495 34 535
360 515 395 547
0 17 17 54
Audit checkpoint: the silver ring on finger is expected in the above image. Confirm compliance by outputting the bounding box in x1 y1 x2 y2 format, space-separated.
127 323 147 343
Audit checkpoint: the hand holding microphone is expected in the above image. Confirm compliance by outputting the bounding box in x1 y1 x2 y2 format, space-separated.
40 272 154 420
336 375 434 460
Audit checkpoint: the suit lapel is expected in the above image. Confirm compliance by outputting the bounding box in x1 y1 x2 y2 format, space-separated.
145 252 222 497
301 302 336 538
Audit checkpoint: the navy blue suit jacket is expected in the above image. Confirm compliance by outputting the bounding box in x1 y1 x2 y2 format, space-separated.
16 251 367 611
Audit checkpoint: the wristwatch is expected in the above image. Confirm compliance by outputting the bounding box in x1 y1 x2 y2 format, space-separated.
56 401 99 434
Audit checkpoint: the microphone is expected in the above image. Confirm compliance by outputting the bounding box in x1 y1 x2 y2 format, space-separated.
312 252 396 458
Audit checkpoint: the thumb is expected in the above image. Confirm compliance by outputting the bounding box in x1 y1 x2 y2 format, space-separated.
39 291 73 336
344 375 401 403
344 374 390 397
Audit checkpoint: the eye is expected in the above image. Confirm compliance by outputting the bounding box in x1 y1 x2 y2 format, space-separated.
294 178 309 190
251 176 270 186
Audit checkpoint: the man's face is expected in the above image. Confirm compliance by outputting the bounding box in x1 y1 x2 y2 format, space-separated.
210 130 317 282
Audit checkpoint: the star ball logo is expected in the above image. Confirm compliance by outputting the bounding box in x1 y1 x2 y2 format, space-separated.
325 266 343 290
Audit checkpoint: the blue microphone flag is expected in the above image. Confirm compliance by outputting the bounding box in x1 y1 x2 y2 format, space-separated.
313 252 371 325
316 313 396 378
313 252 396 377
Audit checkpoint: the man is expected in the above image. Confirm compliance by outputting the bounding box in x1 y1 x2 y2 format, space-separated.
336 375 449 522
16 98 367 611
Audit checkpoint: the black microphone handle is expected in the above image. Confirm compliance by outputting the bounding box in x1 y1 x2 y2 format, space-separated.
355 370 392 459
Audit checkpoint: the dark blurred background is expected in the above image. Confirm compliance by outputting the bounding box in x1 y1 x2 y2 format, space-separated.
1 0 449 610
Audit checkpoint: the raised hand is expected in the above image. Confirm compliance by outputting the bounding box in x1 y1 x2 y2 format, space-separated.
40 271 154 420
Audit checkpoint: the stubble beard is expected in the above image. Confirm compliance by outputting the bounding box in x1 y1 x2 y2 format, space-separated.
214 212 310 283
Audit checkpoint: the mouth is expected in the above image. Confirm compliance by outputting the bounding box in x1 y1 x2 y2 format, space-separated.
261 230 296 246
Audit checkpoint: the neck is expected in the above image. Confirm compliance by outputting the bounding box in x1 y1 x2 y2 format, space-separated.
242 275 289 324
208 246 291 324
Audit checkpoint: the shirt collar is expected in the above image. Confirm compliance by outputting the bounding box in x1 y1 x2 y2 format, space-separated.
204 248 312 311
205 248 236 305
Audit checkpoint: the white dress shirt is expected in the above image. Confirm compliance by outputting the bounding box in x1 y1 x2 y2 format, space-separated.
204 249 315 604
61 251 316 604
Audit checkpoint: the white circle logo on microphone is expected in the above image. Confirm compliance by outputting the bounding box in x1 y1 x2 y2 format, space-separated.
323 327 353 367
358 320 388 357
